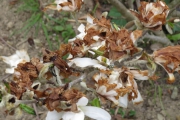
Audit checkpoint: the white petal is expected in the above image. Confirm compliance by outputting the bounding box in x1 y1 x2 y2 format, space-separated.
80 106 111 120
76 97 88 106
78 24 85 33
68 58 106 69
105 90 118 96
16 50 30 62
96 86 107 95
132 90 143 104
87 15 94 24
80 81 91 91
1 50 29 66
5 68 15 74
1 50 30 74
46 110 63 120
119 94 128 108
92 36 100 41
62 109 84 120
76 32 86 40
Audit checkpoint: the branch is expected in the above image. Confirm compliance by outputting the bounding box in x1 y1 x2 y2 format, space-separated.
168 0 180 9
141 33 173 45
108 0 135 21
33 103 40 120
127 0 134 9
136 0 141 8
0 37 17 51
68 73 86 88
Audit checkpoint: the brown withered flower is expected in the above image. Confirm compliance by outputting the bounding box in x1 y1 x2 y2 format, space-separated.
45 0 84 12
42 49 72 78
105 29 140 61
130 1 169 30
34 85 84 112
11 62 39 99
153 45 180 83
93 67 149 108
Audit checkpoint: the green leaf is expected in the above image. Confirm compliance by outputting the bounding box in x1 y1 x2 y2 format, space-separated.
65 24 73 31
112 19 127 27
118 108 125 118
54 26 64 31
19 104 36 115
90 98 101 107
167 33 180 41
62 31 69 39
4 82 10 93
109 109 115 115
128 110 136 117
109 7 122 18
158 85 162 99
173 22 180 33
164 0 171 4
41 21 52 49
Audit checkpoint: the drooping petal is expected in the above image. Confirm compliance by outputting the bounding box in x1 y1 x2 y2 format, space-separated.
0 50 30 74
119 94 128 108
80 106 111 120
68 58 106 69
46 110 63 120
76 97 88 106
167 72 175 84
62 110 84 120
132 90 143 104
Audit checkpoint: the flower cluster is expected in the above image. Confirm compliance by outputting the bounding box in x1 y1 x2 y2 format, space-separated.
93 67 148 108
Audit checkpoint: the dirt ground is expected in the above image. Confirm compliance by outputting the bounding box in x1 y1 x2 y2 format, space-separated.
0 0 180 120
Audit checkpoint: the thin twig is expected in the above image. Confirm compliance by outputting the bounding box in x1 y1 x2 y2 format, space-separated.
16 100 37 104
108 0 135 21
67 19 87 23
169 0 180 9
115 106 119 115
33 103 40 120
0 37 17 51
68 73 86 88
0 74 12 81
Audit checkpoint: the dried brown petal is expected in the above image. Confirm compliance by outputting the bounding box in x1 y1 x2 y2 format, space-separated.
131 1 169 30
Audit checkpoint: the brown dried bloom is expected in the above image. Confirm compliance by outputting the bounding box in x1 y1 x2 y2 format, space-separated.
45 0 84 12
42 48 72 77
11 62 39 99
153 45 180 83
66 15 142 61
35 85 84 112
93 67 149 108
131 1 169 30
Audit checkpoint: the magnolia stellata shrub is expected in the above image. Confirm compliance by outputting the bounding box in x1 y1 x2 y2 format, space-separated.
0 0 179 120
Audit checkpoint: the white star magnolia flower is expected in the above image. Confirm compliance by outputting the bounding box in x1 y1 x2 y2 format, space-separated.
0 50 30 74
46 97 111 120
